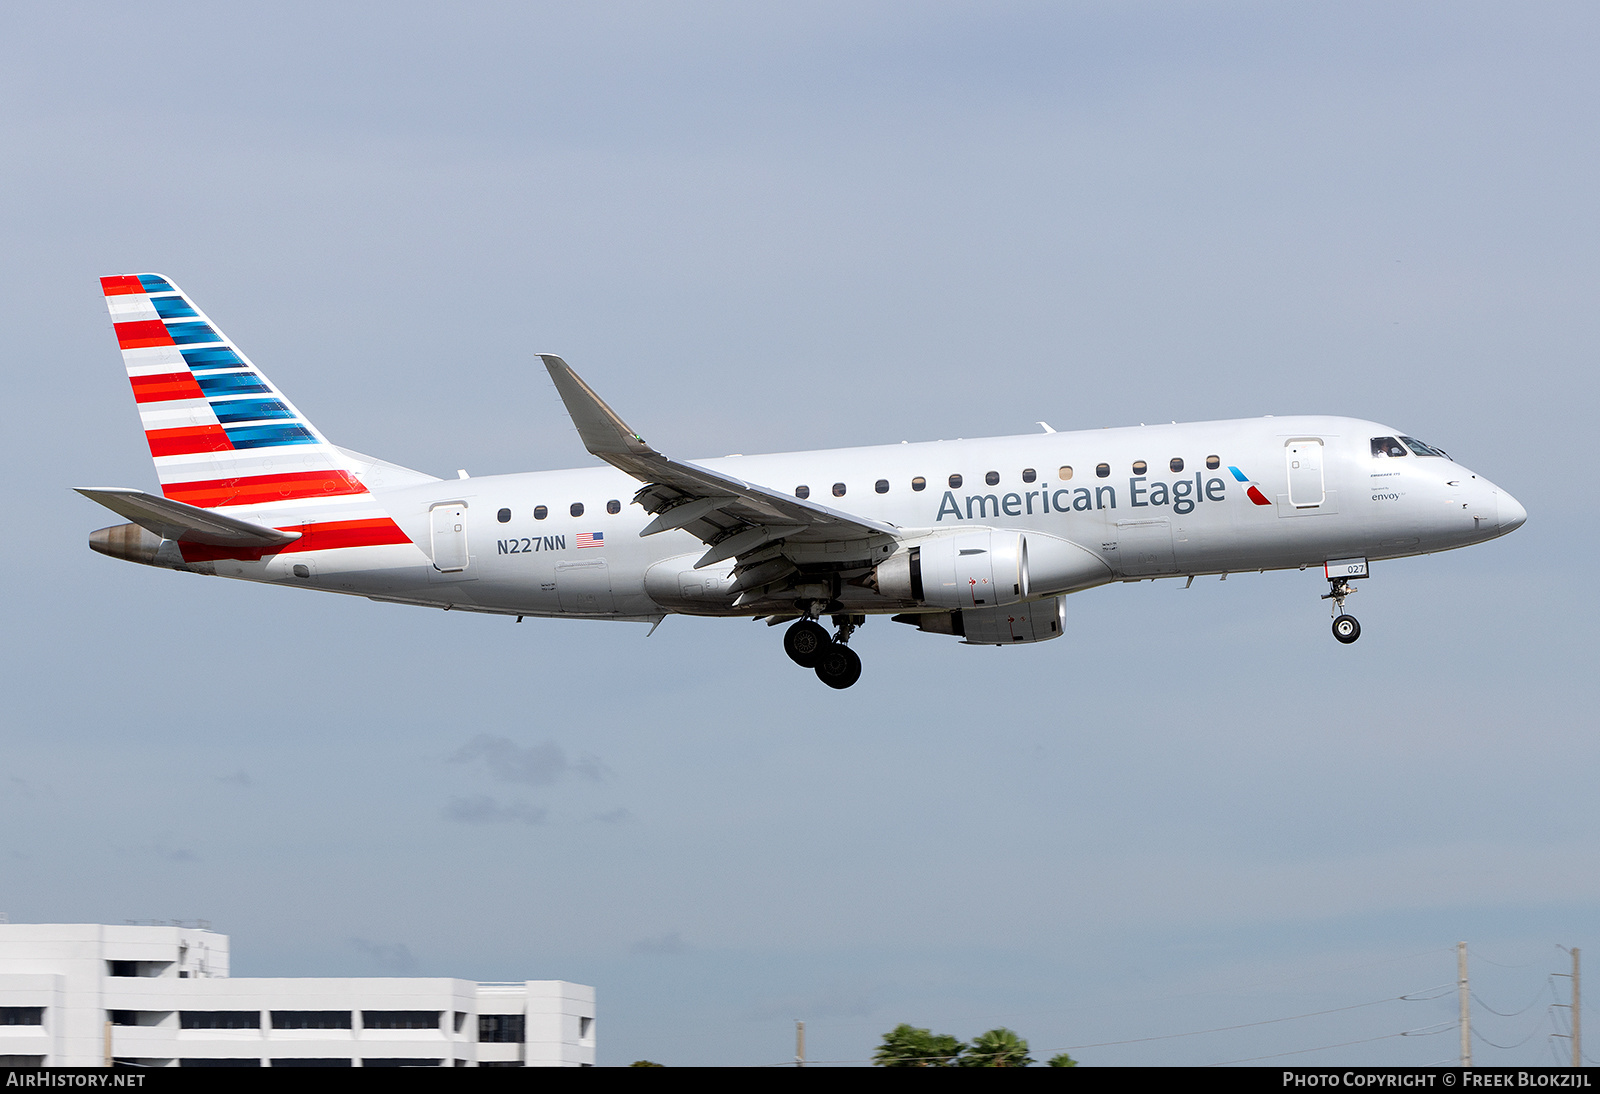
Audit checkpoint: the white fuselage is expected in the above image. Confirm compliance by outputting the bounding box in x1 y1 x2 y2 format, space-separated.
201 414 1522 621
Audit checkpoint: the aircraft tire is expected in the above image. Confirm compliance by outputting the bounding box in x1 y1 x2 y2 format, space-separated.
784 619 832 667
1332 614 1361 644
815 644 862 689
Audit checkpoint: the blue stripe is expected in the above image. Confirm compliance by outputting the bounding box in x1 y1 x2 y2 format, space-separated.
181 347 246 371
138 275 175 293
194 372 272 397
224 423 317 448
212 398 294 423
165 321 223 345
1228 466 1249 482
151 296 198 319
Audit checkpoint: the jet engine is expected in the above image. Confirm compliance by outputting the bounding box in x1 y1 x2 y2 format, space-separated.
873 530 1112 609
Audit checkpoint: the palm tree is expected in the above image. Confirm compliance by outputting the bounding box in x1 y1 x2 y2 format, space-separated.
958 1027 1034 1067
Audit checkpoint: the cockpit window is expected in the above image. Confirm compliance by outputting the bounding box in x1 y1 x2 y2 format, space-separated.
1371 436 1408 458
1400 436 1449 459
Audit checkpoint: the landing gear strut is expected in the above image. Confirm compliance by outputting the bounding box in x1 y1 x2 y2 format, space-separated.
782 613 865 688
1322 575 1361 644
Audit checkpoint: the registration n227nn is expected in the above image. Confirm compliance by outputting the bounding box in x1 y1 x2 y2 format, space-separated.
81 274 1527 689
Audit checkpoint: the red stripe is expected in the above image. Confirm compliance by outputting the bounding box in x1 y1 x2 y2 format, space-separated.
130 372 205 403
163 469 368 509
145 424 234 457
101 275 145 296
1247 486 1272 506
115 319 174 349
179 518 412 563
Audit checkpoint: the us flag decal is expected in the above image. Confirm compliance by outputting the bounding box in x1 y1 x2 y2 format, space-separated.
576 531 604 548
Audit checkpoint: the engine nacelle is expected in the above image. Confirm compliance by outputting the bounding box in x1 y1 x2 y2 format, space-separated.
893 597 1067 645
875 530 1026 609
875 531 1111 609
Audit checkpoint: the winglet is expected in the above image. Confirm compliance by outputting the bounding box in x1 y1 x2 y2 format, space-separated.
539 354 660 462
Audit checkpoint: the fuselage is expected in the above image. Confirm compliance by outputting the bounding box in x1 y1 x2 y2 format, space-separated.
196 414 1522 620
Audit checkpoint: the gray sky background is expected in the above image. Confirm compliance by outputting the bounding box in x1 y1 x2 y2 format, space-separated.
3 1 1596 1066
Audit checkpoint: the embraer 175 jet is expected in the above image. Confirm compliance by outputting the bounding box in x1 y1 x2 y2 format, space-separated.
81 274 1526 689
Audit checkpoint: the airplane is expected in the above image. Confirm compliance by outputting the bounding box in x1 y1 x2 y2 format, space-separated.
80 273 1527 689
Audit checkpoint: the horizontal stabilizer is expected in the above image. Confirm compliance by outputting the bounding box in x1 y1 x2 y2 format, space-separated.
74 487 301 547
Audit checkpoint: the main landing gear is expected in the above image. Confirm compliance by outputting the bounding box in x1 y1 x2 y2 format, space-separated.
1322 576 1361 645
784 612 864 689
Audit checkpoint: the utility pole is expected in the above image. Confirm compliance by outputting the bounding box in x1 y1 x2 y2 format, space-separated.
1459 941 1471 1067
1558 947 1582 1068
795 1020 806 1068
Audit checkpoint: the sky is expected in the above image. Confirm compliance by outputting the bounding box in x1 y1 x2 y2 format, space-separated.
2 0 1597 1067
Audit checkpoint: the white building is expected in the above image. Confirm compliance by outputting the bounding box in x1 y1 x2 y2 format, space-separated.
0 924 594 1067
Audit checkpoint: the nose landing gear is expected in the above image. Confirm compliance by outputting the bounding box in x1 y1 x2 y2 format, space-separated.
1322 574 1361 644
783 612 865 688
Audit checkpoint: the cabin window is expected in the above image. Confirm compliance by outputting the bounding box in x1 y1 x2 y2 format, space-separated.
948 474 963 489
795 485 810 499
534 506 548 520
832 482 846 497
1371 437 1407 457
874 479 889 494
1058 466 1073 481
1132 460 1147 475
606 499 621 515
1205 455 1221 470
985 471 1000 486
1401 436 1449 458
1170 458 1184 473
1095 463 1110 478
911 477 926 491
1022 468 1036 483
496 508 511 523
570 502 584 518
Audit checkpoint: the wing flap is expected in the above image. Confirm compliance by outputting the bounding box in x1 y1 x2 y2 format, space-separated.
75 487 301 547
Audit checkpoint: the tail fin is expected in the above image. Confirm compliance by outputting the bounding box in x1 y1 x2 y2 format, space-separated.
102 272 371 512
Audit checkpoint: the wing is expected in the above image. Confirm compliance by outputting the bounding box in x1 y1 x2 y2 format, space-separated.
539 354 901 605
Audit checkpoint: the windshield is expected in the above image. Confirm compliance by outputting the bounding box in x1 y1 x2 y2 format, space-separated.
1399 436 1450 459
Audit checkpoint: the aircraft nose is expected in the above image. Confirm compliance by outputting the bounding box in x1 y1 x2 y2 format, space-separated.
1497 490 1527 534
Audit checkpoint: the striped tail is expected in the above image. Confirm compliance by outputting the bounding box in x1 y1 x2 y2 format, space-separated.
100 273 413 559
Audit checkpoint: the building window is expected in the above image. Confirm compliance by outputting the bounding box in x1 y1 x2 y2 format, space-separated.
948 474 962 489
832 483 846 497
496 508 511 523
0 1008 43 1026
478 1014 526 1043
606 499 621 515
569 502 584 518
795 485 810 499
271 1012 351 1030
1095 463 1110 478
985 471 1000 486
181 1012 261 1030
361 1059 441 1067
362 1012 440 1031
1170 458 1184 473
1206 455 1220 470
180 1059 261 1067
911 477 926 491
270 1060 352 1067
874 479 889 493
1132 460 1147 475
534 505 548 520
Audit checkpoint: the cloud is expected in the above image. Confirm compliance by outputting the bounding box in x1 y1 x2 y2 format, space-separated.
631 931 689 956
444 795 549 826
449 735 607 786
349 938 416 973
